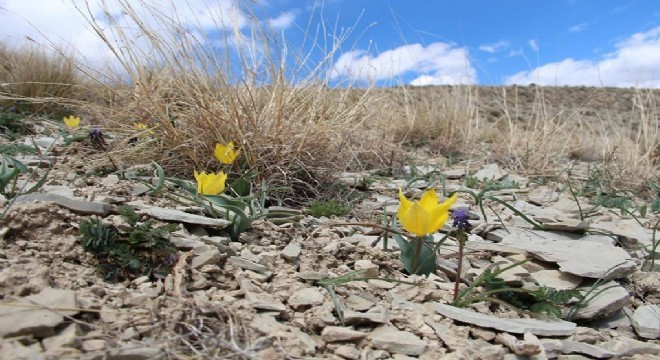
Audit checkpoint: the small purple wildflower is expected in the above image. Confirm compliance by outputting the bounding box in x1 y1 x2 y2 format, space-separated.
452 209 472 230
89 128 104 142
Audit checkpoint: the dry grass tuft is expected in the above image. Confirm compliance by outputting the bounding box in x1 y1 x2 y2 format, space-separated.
60 0 385 202
385 85 483 156
0 43 84 115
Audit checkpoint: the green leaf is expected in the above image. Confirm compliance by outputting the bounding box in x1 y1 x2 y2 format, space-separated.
24 166 51 195
392 233 437 275
150 161 165 194
205 195 253 240
229 176 251 197
0 156 19 192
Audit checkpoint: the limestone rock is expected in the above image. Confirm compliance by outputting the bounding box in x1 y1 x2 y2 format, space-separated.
432 303 576 336
344 309 389 324
280 243 301 262
191 249 221 269
14 193 110 216
321 326 367 342
0 288 78 337
245 292 286 312
334 345 361 360
531 270 583 290
228 256 269 273
473 163 507 181
491 227 636 278
371 329 428 356
602 336 660 357
288 287 325 310
144 206 229 228
572 282 630 320
631 305 660 339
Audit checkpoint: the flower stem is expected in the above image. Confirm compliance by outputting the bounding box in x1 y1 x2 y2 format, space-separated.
412 236 423 274
453 231 466 303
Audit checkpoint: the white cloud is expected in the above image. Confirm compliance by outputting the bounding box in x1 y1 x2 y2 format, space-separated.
479 40 510 53
329 42 476 85
528 39 539 52
505 26 660 88
269 11 296 29
0 0 291 67
568 23 588 33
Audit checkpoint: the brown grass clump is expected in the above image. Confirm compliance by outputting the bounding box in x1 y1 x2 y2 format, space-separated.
0 0 656 196
386 85 484 156
0 43 84 115
381 83 658 189
58 0 386 201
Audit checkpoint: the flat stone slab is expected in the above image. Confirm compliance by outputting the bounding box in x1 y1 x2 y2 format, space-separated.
432 303 577 336
371 329 428 356
14 193 110 216
531 270 583 290
490 227 636 278
572 282 630 320
144 207 229 228
473 163 507 181
631 305 660 339
590 220 655 251
0 288 78 337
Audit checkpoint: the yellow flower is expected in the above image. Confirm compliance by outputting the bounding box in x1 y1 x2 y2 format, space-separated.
133 122 153 137
63 115 80 128
398 189 458 237
194 170 228 195
133 122 148 131
214 141 240 164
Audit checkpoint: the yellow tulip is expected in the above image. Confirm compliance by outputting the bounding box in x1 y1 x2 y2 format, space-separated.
398 189 458 237
133 122 153 137
63 115 80 128
214 141 240 164
133 122 148 131
194 170 227 195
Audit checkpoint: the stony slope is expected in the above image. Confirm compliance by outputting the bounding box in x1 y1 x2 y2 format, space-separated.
0 86 659 359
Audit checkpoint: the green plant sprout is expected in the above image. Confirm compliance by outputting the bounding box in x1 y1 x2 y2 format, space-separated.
79 206 179 281
308 199 351 218
0 154 50 219
454 259 584 319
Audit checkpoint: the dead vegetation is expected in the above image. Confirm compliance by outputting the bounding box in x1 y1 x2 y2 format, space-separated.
0 0 657 198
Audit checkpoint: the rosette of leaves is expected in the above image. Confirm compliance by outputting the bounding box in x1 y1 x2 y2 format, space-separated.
79 206 178 281
454 260 584 318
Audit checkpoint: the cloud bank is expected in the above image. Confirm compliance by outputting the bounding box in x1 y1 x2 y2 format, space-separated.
506 26 660 88
329 42 476 85
0 0 295 66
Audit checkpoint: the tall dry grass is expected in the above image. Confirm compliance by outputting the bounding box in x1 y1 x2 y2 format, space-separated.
382 84 658 188
385 85 484 155
1 0 656 195
0 43 85 115
54 0 388 201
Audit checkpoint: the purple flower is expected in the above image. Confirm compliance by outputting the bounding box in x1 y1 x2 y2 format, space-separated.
452 209 472 230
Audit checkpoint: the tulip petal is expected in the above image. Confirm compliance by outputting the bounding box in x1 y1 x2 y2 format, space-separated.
428 207 450 234
402 202 433 237
418 189 439 211
398 189 413 216
438 193 459 212
194 170 205 194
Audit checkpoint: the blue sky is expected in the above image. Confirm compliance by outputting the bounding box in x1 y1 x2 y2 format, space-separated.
2 0 659 88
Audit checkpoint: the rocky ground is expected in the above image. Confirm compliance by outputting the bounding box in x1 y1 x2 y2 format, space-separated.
1 87 659 359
